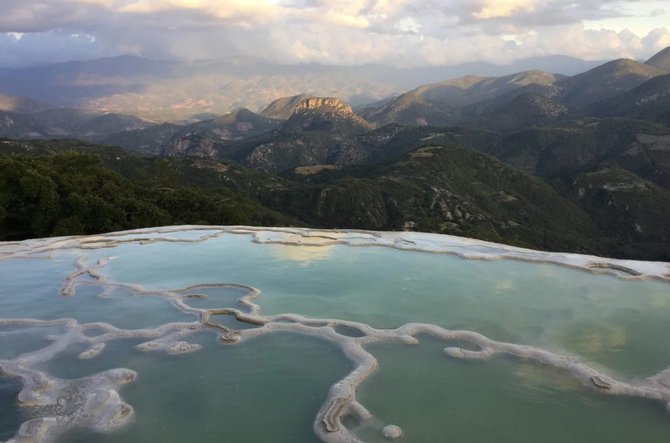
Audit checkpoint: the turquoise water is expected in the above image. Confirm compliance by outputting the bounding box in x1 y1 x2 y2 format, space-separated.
0 253 78 319
96 235 670 376
178 286 253 311
1 230 670 442
57 333 351 443
355 337 670 442
0 325 60 360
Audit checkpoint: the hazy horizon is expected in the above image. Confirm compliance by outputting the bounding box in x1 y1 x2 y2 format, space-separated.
0 51 614 71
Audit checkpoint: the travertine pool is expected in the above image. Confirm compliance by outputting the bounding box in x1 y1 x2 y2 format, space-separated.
1 226 669 442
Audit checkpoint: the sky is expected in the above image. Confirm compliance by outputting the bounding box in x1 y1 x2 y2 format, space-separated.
0 0 669 68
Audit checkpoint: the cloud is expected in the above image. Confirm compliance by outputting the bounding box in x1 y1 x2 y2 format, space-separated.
0 0 668 68
650 8 666 17
473 0 542 20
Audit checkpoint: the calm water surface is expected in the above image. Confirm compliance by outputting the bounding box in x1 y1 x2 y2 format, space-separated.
1 231 669 442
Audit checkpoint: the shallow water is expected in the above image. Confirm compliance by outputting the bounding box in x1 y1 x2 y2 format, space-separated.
0 325 60 360
97 235 670 376
1 229 669 442
0 253 78 319
57 333 351 443
355 337 670 443
0 376 24 441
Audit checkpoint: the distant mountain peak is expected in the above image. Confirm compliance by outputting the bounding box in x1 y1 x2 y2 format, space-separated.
283 96 373 133
561 58 665 108
588 58 663 76
504 70 558 86
223 107 258 120
360 69 561 127
646 46 670 72
294 97 352 114
260 94 314 120
204 107 280 129
417 75 485 92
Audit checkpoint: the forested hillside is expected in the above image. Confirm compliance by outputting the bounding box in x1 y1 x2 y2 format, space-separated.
2 139 668 260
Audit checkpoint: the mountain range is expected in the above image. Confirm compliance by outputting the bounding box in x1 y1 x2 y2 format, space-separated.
1 48 665 143
1 47 670 260
0 54 606 121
